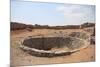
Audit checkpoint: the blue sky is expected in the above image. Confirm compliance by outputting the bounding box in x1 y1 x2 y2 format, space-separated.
11 0 95 26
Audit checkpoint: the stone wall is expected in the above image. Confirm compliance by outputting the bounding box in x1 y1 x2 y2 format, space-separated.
20 32 90 57
22 36 87 51
69 32 90 42
23 37 72 50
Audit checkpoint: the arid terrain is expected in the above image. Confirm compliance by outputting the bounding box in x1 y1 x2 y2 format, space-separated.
10 22 95 66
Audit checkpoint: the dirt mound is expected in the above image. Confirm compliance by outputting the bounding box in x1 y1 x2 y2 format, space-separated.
83 27 95 44
69 32 90 41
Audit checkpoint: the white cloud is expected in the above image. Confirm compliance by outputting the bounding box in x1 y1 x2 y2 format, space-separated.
56 5 94 25
57 6 66 12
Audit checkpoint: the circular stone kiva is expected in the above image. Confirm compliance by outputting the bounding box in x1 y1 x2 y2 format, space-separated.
20 32 90 57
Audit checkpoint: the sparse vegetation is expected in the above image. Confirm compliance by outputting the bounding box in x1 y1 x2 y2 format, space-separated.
11 22 95 31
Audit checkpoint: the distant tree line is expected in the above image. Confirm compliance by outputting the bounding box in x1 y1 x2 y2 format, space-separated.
11 22 95 31
81 22 95 28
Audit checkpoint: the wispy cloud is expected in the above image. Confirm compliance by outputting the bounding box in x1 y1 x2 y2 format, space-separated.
56 5 95 25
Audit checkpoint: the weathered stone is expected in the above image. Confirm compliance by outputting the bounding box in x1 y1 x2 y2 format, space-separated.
20 32 90 57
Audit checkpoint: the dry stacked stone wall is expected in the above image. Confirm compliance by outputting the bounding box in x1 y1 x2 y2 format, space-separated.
20 32 90 57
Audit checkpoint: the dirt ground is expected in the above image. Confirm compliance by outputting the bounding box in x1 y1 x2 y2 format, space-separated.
10 28 95 66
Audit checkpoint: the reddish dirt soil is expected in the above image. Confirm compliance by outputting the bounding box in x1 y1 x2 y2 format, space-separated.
10 28 95 66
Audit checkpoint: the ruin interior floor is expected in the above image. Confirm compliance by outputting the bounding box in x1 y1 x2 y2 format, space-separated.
10 28 95 66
